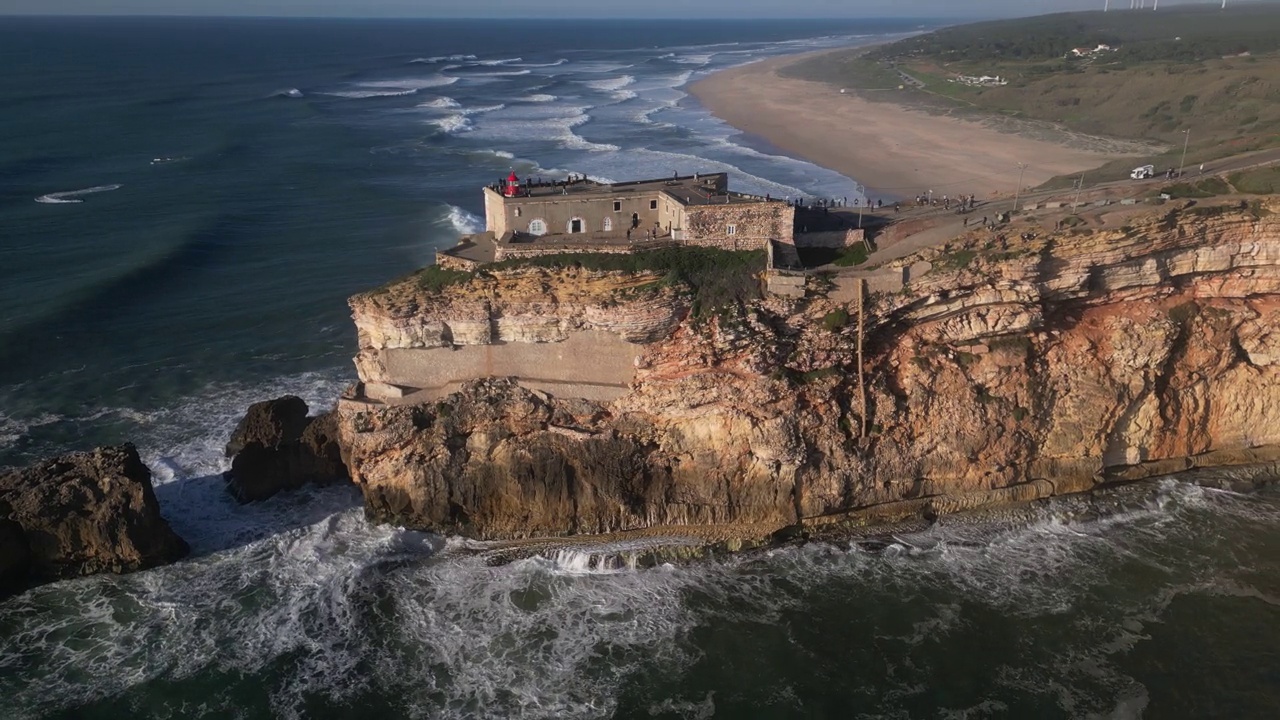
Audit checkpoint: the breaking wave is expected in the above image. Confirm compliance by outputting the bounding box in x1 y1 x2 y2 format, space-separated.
519 93 558 103
515 58 568 68
445 205 484 235
272 88 304 98
324 76 459 98
430 114 473 135
322 88 419 99
34 184 123 204
411 54 477 64
562 112 620 152
459 69 532 78
585 75 636 93
418 96 461 109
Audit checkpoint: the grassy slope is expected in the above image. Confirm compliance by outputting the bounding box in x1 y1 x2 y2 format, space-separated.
784 6 1280 186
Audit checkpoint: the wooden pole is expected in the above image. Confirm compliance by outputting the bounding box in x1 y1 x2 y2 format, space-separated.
857 279 868 439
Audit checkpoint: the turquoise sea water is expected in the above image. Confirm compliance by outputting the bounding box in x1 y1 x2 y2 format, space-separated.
2 17 1279 720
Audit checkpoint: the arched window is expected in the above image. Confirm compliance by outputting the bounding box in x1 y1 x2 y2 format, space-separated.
603 217 613 232
528 219 547 236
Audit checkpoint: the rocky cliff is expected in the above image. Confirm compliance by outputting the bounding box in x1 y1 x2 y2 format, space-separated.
336 200 1280 540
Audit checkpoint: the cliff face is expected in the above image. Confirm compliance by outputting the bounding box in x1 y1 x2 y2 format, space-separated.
337 201 1280 540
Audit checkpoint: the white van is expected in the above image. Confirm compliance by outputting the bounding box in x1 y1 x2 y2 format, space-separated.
1130 164 1155 180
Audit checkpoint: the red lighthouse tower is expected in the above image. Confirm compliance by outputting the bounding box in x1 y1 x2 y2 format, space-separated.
503 171 520 198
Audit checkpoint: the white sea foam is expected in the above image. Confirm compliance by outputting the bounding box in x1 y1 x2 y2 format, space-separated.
411 54 477 63
34 184 123 204
674 53 716 65
418 96 461 109
0 411 62 448
459 69 532 78
474 149 516 160
467 106 619 153
519 93 557 103
514 58 568 68
273 88 304 98
323 88 420 99
477 57 523 66
325 76 458 98
358 76 459 90
445 205 484 235
562 112 619 152
584 75 636 93
430 114 473 135
464 103 507 114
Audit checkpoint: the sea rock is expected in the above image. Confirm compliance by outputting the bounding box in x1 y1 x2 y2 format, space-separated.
0 444 189 590
224 399 350 503
0 517 31 598
225 395 310 457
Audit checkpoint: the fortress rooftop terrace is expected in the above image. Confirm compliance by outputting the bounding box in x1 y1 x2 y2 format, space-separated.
489 172 775 206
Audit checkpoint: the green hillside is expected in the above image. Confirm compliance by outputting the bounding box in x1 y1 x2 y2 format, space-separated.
786 5 1280 184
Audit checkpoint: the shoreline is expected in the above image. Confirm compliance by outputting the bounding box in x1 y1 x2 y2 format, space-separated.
688 48 1123 200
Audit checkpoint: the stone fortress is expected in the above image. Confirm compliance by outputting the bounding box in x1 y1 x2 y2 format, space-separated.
437 171 862 268
356 172 867 405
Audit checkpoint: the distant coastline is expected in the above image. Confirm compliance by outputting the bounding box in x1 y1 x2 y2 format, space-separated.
687 48 1116 200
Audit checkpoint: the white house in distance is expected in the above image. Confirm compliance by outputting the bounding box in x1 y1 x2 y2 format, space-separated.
1071 44 1116 57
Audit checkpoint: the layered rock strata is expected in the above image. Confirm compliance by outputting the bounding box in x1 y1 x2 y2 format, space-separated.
0 444 188 594
337 200 1280 540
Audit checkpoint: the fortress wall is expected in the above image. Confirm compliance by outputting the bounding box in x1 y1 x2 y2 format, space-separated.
794 229 866 248
484 188 508 236
494 243 637 262
435 252 482 271
684 203 795 247
361 331 642 402
501 192 664 237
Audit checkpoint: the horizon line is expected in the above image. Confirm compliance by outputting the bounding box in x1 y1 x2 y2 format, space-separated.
0 13 985 22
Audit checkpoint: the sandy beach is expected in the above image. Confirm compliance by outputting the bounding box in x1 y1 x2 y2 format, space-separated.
689 51 1123 199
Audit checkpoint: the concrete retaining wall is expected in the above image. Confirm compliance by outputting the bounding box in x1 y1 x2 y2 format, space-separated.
363 330 642 403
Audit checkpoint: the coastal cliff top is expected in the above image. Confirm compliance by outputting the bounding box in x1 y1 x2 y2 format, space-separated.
355 247 768 319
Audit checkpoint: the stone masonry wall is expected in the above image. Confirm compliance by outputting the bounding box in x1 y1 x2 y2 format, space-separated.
684 202 795 247
794 229 866 249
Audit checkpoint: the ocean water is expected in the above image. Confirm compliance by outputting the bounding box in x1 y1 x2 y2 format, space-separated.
2 16 1279 720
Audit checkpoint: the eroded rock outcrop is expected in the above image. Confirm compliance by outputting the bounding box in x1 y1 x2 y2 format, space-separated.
224 396 349 503
0 444 188 593
336 200 1280 540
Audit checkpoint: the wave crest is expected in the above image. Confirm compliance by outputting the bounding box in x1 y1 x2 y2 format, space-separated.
35 184 123 204
431 114 474 135
419 96 461 109
446 205 484 235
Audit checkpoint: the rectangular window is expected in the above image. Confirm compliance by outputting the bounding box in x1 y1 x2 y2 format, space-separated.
514 208 522 217
613 201 621 211
650 200 658 210
726 224 737 236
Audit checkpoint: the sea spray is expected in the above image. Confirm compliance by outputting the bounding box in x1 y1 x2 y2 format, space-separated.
445 206 484 236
